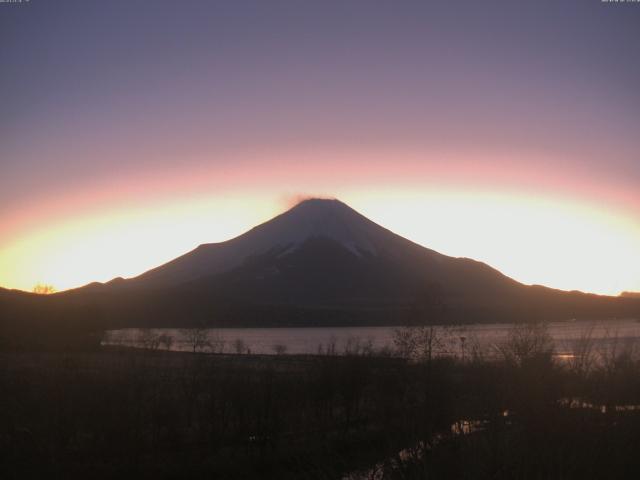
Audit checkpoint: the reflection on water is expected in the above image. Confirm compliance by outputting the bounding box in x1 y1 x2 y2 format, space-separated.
102 318 640 357
345 418 490 480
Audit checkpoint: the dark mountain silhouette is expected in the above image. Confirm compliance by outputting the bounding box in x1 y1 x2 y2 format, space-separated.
621 291 640 299
2 198 640 344
130 198 521 299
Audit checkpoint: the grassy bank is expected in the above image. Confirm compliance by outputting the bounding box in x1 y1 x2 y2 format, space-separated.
3 336 640 479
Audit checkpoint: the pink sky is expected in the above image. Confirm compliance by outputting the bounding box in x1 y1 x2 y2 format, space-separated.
1 1 639 295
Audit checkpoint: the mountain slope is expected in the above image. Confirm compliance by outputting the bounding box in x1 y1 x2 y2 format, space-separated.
132 198 442 287
63 198 639 327
131 198 517 295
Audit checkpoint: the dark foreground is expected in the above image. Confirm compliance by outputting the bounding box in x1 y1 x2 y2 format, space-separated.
3 345 640 479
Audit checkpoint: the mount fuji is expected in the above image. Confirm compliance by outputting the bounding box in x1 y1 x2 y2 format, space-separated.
131 198 515 293
3 198 639 331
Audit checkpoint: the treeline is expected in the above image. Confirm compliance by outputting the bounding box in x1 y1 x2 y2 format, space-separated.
1 352 437 479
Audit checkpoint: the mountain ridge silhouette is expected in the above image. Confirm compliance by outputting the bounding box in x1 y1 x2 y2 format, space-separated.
2 198 639 333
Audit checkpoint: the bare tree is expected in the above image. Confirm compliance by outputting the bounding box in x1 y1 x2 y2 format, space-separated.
344 336 362 356
138 328 161 351
209 331 226 354
393 282 449 363
393 325 449 363
159 333 174 351
181 327 211 353
233 338 246 354
326 335 337 356
418 325 445 364
465 333 487 363
565 325 596 376
392 326 420 359
272 343 287 355
598 328 639 376
497 322 554 367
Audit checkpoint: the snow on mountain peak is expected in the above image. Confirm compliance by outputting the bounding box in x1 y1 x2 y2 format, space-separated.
250 198 388 256
134 198 401 286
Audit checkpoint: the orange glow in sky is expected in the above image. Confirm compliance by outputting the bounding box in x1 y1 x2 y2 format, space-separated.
1 151 639 296
2 2 639 298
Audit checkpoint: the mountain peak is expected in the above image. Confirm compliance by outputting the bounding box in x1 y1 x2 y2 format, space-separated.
285 197 355 219
134 198 402 287
290 197 344 209
260 197 394 256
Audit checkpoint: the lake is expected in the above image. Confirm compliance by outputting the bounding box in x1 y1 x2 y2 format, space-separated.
102 318 640 358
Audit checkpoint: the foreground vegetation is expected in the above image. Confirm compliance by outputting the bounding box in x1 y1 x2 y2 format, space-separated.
2 324 640 479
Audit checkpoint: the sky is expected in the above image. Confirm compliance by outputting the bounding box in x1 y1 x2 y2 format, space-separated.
1 0 639 296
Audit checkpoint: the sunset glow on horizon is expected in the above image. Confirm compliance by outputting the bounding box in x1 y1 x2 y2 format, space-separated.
2 170 638 296
1 1 639 296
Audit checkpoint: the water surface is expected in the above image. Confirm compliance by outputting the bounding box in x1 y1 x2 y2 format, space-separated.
103 318 640 357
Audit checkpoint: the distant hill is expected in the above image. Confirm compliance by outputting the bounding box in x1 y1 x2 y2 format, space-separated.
2 198 640 347
621 291 640 299
0 287 103 350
